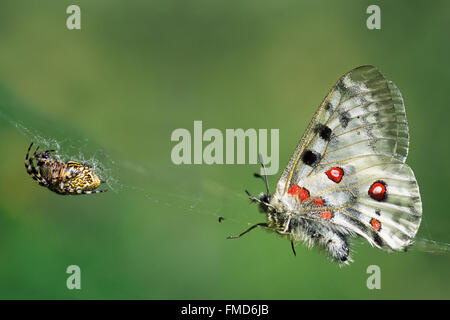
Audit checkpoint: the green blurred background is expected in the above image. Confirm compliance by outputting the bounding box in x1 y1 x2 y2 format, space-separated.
0 0 448 299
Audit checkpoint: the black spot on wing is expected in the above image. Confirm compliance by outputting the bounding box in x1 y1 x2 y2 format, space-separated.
339 112 350 128
337 80 347 93
314 124 332 141
301 150 321 166
373 233 384 247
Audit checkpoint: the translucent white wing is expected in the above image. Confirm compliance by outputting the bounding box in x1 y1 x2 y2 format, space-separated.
274 65 422 251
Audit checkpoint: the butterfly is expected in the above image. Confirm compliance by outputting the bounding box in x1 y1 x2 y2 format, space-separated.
228 65 422 264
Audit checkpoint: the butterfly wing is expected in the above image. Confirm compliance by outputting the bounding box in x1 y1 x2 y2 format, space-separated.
274 65 422 251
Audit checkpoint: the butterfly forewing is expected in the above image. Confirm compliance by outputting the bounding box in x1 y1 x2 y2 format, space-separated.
277 66 408 194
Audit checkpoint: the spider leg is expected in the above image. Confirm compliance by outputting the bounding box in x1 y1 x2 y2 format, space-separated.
27 165 48 187
25 143 54 190
25 163 49 188
32 145 55 161
33 175 50 187
33 145 40 157
25 142 34 161
25 143 37 171
25 143 47 185
81 189 107 194
43 149 55 158
26 144 42 172
61 187 108 195
25 145 36 173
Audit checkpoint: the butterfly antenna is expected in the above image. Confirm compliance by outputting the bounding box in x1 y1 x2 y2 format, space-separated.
258 153 270 195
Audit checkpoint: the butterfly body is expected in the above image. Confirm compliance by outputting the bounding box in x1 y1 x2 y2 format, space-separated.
231 66 422 264
261 193 354 262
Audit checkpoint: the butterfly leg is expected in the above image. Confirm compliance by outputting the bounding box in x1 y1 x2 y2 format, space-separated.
227 223 268 239
245 190 274 210
274 214 293 236
245 190 263 204
282 215 292 233
290 240 296 256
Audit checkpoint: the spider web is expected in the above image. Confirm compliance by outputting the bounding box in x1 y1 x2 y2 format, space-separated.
0 92 252 231
412 239 450 255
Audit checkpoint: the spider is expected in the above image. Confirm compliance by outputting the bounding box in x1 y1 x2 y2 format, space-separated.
24 142 107 195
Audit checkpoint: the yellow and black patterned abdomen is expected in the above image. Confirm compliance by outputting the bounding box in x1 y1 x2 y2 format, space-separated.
64 163 102 192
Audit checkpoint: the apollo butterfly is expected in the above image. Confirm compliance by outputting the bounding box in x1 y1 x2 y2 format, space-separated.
228 65 422 264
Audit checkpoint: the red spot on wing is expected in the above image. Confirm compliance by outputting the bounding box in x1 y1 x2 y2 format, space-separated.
325 167 344 183
287 185 310 202
368 181 387 201
313 197 324 207
319 211 333 220
371 218 382 231
298 188 310 202
287 184 300 196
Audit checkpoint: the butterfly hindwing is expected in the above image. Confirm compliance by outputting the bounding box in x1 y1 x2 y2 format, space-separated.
298 156 421 251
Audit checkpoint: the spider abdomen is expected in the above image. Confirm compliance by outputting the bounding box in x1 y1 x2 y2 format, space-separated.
64 166 102 191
